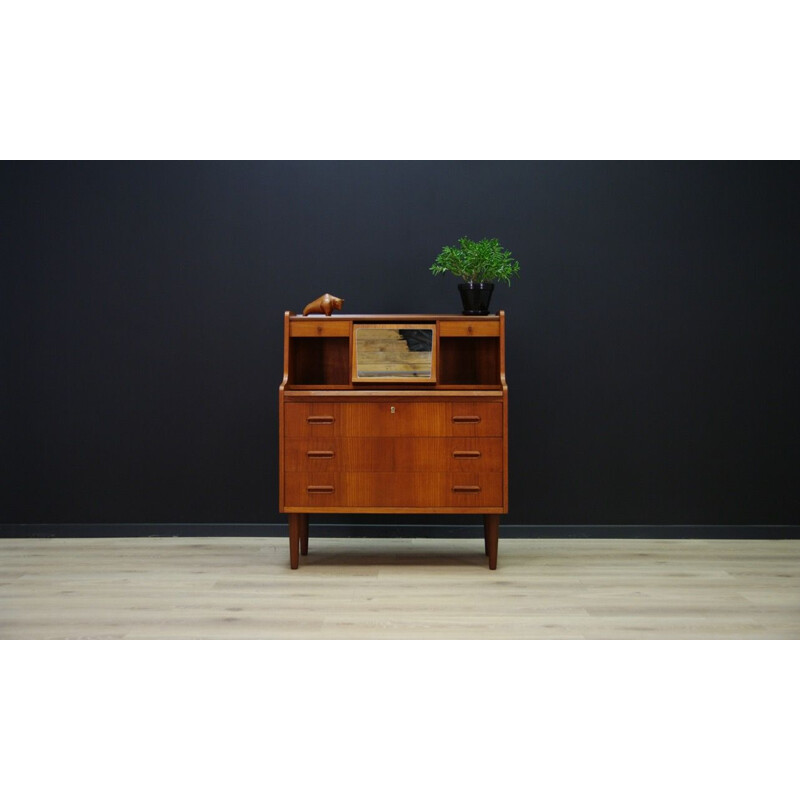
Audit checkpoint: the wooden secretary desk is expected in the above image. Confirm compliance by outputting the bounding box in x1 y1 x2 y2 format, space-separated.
278 312 508 569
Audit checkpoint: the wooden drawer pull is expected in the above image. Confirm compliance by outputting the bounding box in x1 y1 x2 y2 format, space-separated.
453 450 481 459
452 415 481 423
453 485 481 493
307 416 334 424
307 450 334 459
307 485 334 493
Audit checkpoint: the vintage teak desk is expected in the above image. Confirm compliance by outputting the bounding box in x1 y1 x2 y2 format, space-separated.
279 312 508 568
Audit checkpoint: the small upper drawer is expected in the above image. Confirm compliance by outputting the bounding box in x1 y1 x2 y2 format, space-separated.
439 320 500 337
290 319 351 337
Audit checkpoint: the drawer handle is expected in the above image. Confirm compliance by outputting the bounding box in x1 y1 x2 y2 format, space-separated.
453 451 481 459
452 415 481 423
307 416 334 424
307 450 334 459
453 485 481 493
307 485 334 493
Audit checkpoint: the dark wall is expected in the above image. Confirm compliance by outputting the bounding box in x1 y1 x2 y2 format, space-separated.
2 161 799 526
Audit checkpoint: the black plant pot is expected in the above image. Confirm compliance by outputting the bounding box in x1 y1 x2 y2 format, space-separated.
458 282 494 316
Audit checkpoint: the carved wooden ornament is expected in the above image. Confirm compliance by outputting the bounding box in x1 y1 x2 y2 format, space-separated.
302 294 344 316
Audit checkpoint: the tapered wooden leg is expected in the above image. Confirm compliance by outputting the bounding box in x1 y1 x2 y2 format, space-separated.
299 513 309 556
484 514 499 570
483 517 490 556
288 514 300 569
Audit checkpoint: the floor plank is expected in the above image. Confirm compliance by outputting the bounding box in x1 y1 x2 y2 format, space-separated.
0 536 798 639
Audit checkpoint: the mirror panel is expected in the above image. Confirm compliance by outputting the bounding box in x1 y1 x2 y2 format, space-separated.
352 325 436 382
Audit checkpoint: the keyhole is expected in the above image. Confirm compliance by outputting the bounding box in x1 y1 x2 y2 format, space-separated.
390 406 395 414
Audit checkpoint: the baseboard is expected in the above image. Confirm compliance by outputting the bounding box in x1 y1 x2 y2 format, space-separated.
1 523 798 539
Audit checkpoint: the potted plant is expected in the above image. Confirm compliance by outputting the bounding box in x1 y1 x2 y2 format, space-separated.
429 236 520 315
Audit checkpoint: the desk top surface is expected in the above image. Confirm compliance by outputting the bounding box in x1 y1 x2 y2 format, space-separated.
288 312 503 321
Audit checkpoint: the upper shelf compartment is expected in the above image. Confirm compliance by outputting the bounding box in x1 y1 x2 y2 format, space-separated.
438 316 502 387
283 312 504 391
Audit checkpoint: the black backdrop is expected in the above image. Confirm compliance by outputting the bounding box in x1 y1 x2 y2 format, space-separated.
2 161 799 530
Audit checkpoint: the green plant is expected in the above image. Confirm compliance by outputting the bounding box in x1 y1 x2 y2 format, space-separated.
429 236 520 286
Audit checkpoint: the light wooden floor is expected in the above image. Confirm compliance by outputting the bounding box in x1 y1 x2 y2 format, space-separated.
1 536 798 639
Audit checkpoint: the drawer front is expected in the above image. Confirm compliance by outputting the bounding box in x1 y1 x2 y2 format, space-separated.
284 471 503 508
284 401 502 438
448 402 503 436
439 319 500 337
290 319 351 337
285 403 341 436
284 437 503 473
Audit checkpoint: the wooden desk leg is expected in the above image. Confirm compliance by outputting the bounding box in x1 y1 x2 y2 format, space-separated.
288 514 300 569
300 513 309 556
484 514 499 570
483 517 490 556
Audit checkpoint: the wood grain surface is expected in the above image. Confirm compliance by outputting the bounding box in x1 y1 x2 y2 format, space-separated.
1 536 798 639
284 401 503 438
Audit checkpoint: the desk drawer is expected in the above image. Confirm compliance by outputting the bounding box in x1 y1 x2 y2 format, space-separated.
284 401 502 438
284 471 503 509
284 437 503 473
439 319 500 337
290 319 351 337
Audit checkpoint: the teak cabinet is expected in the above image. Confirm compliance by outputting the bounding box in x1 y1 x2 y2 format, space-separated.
279 312 508 568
